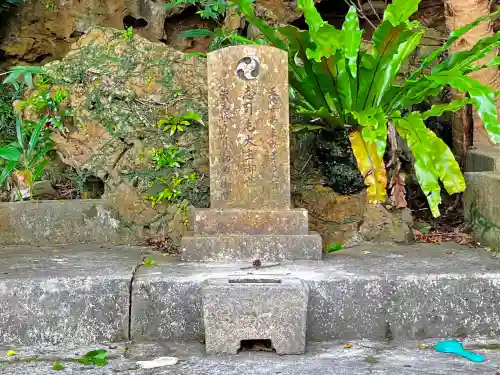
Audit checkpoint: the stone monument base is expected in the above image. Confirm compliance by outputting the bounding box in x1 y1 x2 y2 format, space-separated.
181 232 322 262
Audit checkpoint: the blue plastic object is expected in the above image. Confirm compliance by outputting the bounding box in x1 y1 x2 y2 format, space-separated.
434 340 485 362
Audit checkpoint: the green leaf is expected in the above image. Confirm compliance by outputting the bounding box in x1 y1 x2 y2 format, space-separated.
79 349 108 367
0 144 21 161
310 56 346 117
427 72 500 143
229 0 287 50
421 98 472 119
32 159 49 181
383 0 421 26
290 123 324 132
392 112 465 217
342 5 362 79
326 242 343 253
385 77 442 111
0 161 18 186
297 0 326 33
177 29 216 38
184 52 207 59
278 26 332 111
52 362 65 371
27 117 48 157
365 20 423 109
297 0 344 61
182 112 201 121
15 116 25 150
433 33 500 75
143 257 155 267
351 108 387 158
409 8 500 79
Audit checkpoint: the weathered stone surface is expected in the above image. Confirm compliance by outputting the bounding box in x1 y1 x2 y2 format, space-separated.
131 243 500 342
464 171 500 248
359 204 414 244
387 275 500 341
191 208 309 235
181 233 323 262
3 340 500 375
466 146 500 172
202 277 309 355
0 245 142 346
293 184 366 248
208 45 290 209
1 0 187 65
0 200 134 245
130 275 203 342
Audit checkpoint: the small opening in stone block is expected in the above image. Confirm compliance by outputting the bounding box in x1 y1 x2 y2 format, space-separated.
239 339 275 353
228 279 282 284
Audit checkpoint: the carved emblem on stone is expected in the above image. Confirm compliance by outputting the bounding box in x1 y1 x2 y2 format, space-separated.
236 56 260 80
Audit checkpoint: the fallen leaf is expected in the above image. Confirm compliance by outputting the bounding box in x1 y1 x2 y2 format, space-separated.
389 164 407 209
343 343 353 349
7 350 16 356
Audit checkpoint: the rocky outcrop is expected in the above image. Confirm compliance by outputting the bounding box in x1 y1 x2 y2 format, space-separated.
0 0 186 65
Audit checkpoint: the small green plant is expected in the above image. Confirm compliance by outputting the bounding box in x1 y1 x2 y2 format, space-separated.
151 146 186 169
143 256 155 267
78 349 108 367
2 66 42 93
326 242 343 253
145 172 196 207
157 112 204 135
123 26 134 40
0 116 53 198
52 362 65 371
41 0 56 9
16 88 69 131
165 0 241 20
177 27 264 52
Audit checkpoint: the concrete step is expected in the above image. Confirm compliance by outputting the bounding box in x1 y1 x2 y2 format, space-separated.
0 200 135 245
1 243 500 348
1 340 499 374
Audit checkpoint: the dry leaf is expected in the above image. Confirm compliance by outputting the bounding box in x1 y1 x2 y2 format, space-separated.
389 163 407 209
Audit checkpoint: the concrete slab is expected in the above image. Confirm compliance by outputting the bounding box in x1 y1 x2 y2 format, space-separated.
1 340 500 374
0 200 136 245
131 243 500 343
0 245 144 346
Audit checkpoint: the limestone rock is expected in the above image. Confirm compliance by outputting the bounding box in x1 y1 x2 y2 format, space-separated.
293 185 366 248
1 0 186 65
359 204 414 245
37 26 209 241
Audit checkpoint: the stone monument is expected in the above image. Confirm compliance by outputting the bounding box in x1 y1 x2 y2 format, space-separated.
181 45 322 262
